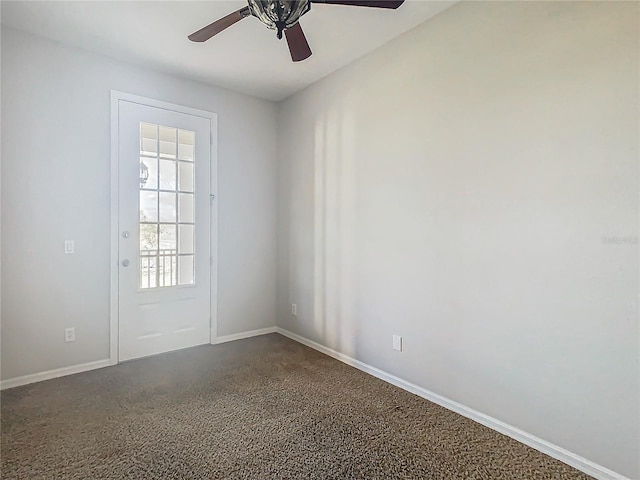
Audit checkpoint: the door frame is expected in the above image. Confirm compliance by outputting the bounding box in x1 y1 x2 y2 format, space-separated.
109 90 218 365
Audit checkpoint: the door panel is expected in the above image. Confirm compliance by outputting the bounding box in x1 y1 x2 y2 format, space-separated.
118 100 211 362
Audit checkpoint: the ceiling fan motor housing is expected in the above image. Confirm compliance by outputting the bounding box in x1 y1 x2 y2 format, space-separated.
248 0 311 39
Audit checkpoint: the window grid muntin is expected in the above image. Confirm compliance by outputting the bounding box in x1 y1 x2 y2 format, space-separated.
139 123 196 289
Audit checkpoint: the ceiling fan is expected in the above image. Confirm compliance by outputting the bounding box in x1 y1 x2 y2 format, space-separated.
188 0 405 62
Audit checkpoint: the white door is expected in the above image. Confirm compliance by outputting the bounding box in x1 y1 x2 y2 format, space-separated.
117 99 213 362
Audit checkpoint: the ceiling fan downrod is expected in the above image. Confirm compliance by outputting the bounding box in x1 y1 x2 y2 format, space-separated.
274 1 286 39
248 0 311 40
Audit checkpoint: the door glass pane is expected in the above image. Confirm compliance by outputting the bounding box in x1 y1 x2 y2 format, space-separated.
140 157 158 190
178 224 194 254
140 191 158 223
159 225 177 287
159 224 177 250
140 123 158 156
159 126 177 159
178 129 194 161
140 224 158 251
159 159 176 190
140 255 157 290
178 194 194 223
179 255 194 285
159 192 176 222
139 224 157 289
139 122 196 289
178 162 194 192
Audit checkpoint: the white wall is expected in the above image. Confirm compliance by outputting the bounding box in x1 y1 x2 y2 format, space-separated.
1 27 278 380
277 2 639 478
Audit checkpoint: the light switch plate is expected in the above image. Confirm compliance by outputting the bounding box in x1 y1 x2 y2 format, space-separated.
64 240 74 254
65 328 75 342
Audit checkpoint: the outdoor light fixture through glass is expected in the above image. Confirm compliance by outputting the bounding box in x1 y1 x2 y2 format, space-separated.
140 161 149 187
248 0 311 39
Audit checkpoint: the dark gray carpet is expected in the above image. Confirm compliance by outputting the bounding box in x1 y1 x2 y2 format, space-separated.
1 334 592 479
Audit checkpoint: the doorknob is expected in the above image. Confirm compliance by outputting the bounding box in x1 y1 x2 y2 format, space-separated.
121 259 130 267
122 231 130 239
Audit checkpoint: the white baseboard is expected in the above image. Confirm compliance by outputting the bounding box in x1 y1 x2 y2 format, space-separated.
0 328 279 390
275 327 629 480
0 359 112 391
214 326 277 345
0 328 630 480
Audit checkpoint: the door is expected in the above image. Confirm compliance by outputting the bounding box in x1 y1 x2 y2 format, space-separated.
117 99 213 362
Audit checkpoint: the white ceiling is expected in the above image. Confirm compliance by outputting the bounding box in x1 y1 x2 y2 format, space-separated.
1 1 456 101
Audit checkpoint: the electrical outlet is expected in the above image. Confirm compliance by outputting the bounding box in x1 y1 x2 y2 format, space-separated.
291 304 297 316
65 328 75 343
392 334 402 352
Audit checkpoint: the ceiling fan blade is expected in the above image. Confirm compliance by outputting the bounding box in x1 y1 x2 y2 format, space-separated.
188 7 251 42
284 23 312 62
311 0 404 8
